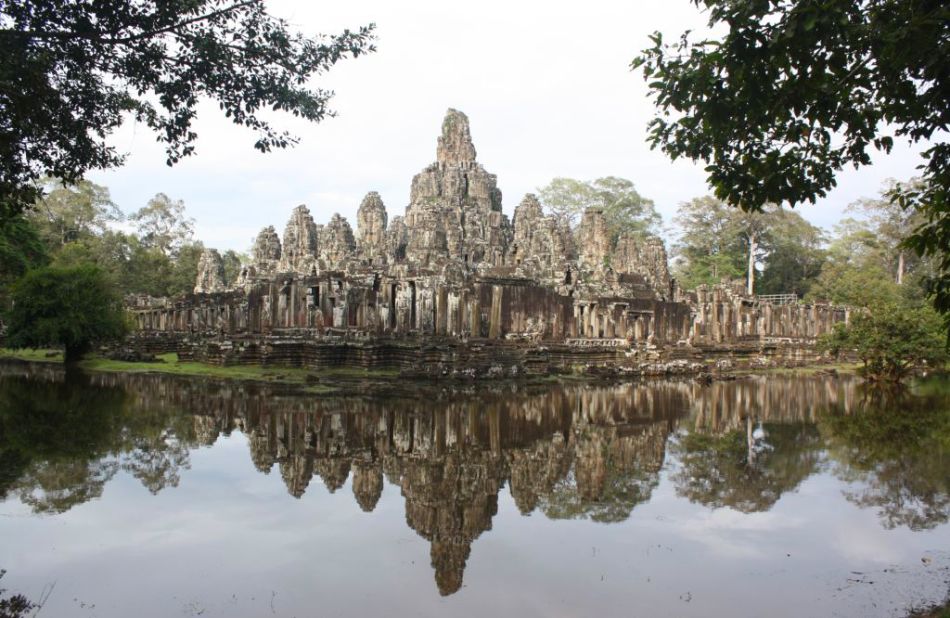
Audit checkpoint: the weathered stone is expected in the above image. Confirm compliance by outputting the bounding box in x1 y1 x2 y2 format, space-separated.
612 234 673 299
575 207 611 274
404 109 508 268
148 108 847 369
510 193 575 282
356 191 388 264
437 108 477 166
319 213 356 268
194 248 227 294
251 225 282 275
278 205 319 275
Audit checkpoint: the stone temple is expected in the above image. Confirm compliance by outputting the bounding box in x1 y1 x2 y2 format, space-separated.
129 109 847 375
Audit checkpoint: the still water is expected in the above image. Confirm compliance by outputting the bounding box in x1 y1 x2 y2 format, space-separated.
1 366 948 617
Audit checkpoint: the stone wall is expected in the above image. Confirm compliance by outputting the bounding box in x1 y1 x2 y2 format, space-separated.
149 109 848 374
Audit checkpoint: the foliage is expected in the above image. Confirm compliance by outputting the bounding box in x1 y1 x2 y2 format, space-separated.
673 196 825 294
0 215 47 308
633 0 950 332
673 196 745 289
821 381 950 530
757 208 826 296
807 217 905 306
537 176 661 242
819 302 947 382
0 571 34 618
670 421 822 513
167 241 206 296
3 264 128 362
0 0 376 219
129 193 195 256
28 179 121 248
221 249 246 287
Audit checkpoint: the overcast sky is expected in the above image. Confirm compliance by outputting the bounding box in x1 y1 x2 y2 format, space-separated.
87 0 925 253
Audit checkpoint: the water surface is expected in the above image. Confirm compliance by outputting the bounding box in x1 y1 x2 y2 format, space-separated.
1 366 948 617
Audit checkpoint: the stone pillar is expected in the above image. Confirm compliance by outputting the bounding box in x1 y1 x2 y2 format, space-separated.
489 285 504 339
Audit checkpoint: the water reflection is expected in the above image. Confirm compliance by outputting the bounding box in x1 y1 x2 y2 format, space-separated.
0 366 948 599
820 385 950 531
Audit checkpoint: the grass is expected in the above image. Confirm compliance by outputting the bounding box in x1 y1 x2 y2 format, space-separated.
0 347 63 362
741 361 863 376
1 349 398 390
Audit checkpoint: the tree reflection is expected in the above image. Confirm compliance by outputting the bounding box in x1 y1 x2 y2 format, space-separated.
670 417 823 512
0 370 194 511
0 373 124 513
821 382 950 530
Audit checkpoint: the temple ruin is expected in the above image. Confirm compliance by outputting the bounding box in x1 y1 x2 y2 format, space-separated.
128 109 848 374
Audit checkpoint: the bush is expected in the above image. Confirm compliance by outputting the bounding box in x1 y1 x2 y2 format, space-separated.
3 264 128 363
819 302 947 382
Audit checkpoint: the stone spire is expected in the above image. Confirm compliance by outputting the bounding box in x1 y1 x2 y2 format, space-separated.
194 248 227 294
356 191 388 263
251 225 281 275
319 213 357 268
575 207 611 273
278 205 319 274
436 108 477 166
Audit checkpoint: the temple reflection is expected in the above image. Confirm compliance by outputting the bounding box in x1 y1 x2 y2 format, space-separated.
1 366 947 595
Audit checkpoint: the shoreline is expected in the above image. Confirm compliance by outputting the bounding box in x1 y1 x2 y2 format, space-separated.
0 347 864 393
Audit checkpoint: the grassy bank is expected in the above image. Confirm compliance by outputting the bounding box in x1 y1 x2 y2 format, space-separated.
0 349 407 392
0 348 63 363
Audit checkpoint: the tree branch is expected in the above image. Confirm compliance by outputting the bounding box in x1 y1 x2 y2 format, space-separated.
3 1 258 46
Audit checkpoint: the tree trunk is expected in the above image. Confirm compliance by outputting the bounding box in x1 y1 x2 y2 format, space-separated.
896 251 904 285
747 233 756 295
63 344 86 365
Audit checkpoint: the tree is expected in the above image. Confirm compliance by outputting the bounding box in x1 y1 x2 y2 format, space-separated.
221 249 246 287
821 388 950 530
537 176 661 241
757 209 826 297
0 0 376 218
0 215 47 308
851 180 927 286
130 193 194 256
633 0 950 332
819 302 947 382
3 264 128 363
675 197 826 295
672 196 745 290
29 179 121 248
167 241 206 296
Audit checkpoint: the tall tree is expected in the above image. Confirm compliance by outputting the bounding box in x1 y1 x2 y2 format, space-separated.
807 219 901 307
537 176 661 241
29 179 121 248
673 196 746 290
633 0 950 331
130 193 194 256
0 216 47 306
0 0 376 218
851 180 926 286
757 209 826 297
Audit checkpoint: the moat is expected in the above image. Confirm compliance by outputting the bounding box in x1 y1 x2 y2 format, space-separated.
1 366 948 617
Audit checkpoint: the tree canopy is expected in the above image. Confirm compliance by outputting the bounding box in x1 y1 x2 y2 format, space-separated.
819 301 946 382
633 0 949 330
0 0 376 218
673 196 825 295
3 264 128 362
537 176 661 241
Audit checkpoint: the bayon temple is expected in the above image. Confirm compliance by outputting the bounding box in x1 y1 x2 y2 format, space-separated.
130 109 848 374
